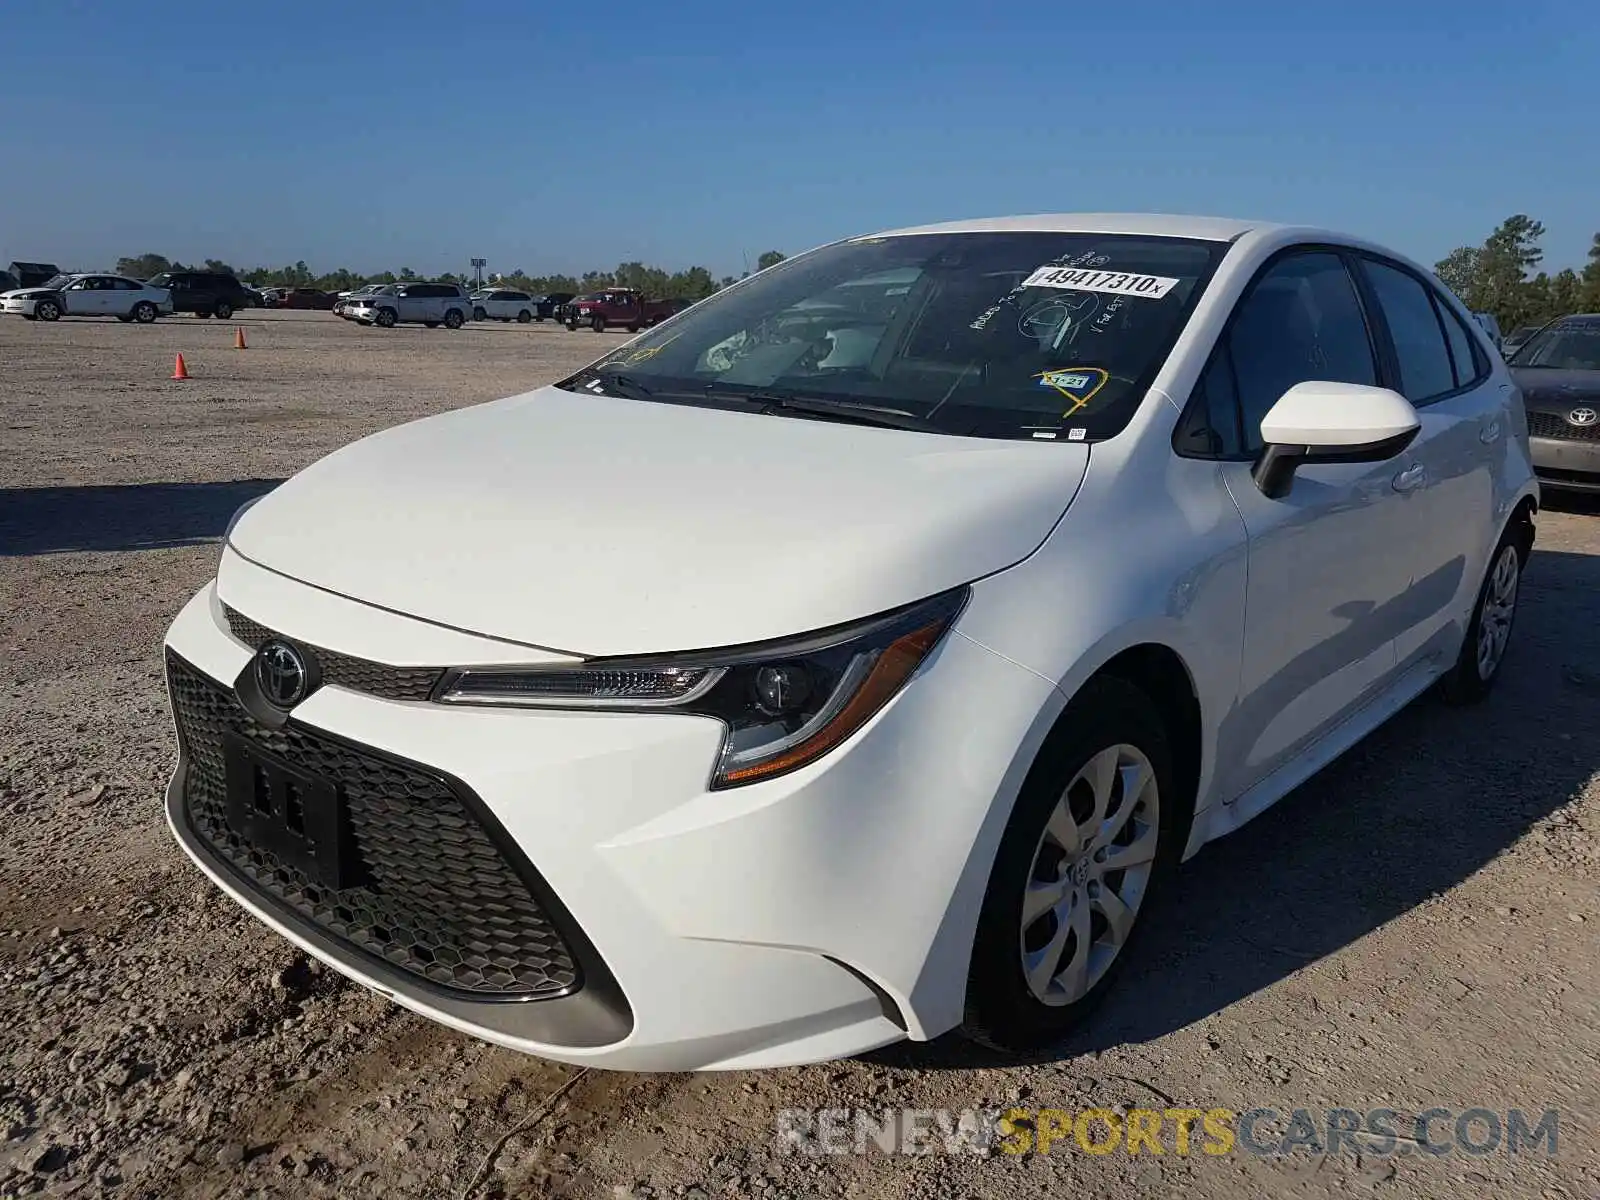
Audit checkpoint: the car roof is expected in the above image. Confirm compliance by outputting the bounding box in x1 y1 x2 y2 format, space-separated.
865 212 1285 242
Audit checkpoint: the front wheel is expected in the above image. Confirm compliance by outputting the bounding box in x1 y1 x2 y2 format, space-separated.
473 306 487 321
374 307 397 328
962 677 1183 1054
590 314 606 332
1438 523 1529 704
565 319 578 331
132 302 157 324
35 299 61 322
443 309 464 330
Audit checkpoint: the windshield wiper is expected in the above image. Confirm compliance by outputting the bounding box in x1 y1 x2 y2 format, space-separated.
560 366 654 400
704 387 941 433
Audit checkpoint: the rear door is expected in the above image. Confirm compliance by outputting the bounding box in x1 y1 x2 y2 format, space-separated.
1353 255 1502 674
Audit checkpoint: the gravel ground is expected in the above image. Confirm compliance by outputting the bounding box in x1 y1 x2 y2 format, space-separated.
1 310 1596 1200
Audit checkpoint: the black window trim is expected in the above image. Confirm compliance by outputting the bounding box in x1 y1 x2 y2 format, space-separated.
1349 252 1489 407
1173 242 1384 463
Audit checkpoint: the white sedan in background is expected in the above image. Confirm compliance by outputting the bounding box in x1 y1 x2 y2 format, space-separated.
2 273 173 322
165 212 1537 1071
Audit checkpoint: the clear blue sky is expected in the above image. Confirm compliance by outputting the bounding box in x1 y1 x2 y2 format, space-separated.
3 0 1594 280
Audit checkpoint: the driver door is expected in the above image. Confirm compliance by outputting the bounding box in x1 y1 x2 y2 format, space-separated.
1201 250 1417 800
64 278 109 315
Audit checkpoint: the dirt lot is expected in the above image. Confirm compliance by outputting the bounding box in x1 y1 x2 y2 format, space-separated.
1 309 1596 1200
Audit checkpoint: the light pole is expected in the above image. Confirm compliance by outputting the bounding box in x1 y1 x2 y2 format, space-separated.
470 258 487 290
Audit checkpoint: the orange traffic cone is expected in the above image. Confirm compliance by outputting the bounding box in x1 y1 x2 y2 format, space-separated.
234 327 247 350
171 353 190 380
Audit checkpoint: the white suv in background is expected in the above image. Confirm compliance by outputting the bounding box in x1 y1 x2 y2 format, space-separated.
471 289 538 323
166 213 1537 1072
348 282 473 329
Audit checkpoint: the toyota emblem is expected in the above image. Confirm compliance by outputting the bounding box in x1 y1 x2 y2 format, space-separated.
1568 406 1598 428
255 640 309 708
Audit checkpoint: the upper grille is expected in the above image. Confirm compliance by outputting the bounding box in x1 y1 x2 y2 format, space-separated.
168 653 581 998
1528 410 1600 442
222 605 444 702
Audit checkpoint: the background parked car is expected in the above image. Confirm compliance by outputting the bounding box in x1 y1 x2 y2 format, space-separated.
347 282 472 329
333 284 384 319
470 289 537 322
532 291 575 321
1 273 172 323
147 270 253 319
562 289 689 332
281 287 336 310
1472 311 1504 348
1506 312 1600 494
8 261 61 290
1501 323 1544 360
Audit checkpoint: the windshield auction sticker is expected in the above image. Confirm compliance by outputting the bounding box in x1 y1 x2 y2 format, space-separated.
1021 266 1179 298
1036 366 1110 416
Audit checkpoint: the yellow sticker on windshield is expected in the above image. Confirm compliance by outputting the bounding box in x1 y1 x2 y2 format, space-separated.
1035 367 1110 417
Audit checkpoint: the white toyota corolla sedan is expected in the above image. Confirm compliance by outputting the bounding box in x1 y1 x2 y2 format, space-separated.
163 214 1538 1071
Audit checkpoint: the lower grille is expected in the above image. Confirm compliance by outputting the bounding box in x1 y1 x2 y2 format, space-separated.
222 605 444 702
1528 411 1600 442
168 653 581 998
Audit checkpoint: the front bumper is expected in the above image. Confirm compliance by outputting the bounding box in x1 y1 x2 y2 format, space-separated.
1529 433 1600 492
162 554 1055 1070
2 297 39 315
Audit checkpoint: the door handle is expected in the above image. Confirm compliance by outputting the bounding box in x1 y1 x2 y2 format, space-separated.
1391 463 1427 493
1479 420 1502 443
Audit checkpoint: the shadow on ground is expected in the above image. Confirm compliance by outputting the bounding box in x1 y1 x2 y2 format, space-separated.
871 544 1600 1069
0 480 283 555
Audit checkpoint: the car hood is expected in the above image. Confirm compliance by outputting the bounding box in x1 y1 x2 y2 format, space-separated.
227 385 1088 656
1510 367 1600 410
1 288 55 299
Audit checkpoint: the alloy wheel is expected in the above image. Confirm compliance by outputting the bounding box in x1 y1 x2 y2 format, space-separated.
1476 543 1520 681
1020 743 1160 1006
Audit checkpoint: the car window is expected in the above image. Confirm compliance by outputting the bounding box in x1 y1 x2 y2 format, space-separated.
1434 293 1485 388
558 231 1226 442
1224 252 1378 452
1362 260 1457 402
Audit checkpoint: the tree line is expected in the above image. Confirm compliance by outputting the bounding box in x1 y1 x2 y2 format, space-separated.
111 250 789 301
1435 216 1600 333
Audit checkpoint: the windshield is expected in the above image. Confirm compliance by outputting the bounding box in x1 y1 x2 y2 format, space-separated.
42 274 75 290
556 232 1223 441
1509 319 1600 371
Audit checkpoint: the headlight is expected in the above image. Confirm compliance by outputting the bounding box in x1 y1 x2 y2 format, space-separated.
438 587 968 788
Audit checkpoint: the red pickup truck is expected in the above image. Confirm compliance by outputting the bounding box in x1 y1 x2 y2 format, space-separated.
562 289 690 333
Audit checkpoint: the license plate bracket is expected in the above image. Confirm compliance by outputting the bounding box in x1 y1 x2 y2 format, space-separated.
222 734 350 890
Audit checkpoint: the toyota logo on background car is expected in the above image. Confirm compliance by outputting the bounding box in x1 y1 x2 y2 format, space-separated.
1568 406 1598 428
255 640 309 708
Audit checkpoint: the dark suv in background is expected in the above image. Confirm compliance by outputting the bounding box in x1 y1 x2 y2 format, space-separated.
146 270 253 319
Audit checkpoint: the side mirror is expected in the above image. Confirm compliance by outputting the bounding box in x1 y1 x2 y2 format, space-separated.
1252 381 1420 499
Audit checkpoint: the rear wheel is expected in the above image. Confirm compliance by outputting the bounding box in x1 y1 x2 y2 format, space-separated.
35 299 60 322
963 677 1184 1054
214 301 233 320
444 309 464 330
132 302 157 324
517 309 532 323
1438 521 1530 704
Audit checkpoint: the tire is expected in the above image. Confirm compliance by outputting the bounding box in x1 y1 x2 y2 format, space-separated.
375 307 397 328
35 299 60 322
590 315 606 332
566 319 578 331
535 313 546 323
132 302 157 324
443 309 464 330
214 301 233 320
517 309 532 323
473 306 488 322
627 322 641 334
1437 520 1531 705
962 676 1186 1055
